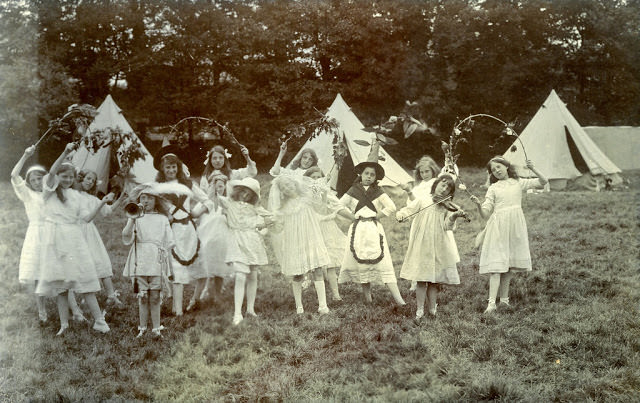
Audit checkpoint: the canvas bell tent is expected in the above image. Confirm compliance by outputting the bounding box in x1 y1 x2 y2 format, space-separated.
286 94 412 192
503 90 622 190
584 126 640 171
71 95 156 194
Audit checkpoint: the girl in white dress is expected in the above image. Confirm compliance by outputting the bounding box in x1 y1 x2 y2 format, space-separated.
11 146 48 321
206 177 271 325
122 183 175 338
76 169 126 306
154 145 207 316
337 159 406 306
37 143 110 335
470 157 547 313
196 144 257 307
268 175 331 315
303 167 345 301
396 174 467 318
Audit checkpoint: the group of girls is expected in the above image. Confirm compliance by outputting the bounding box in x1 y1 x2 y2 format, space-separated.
12 143 127 336
13 135 548 336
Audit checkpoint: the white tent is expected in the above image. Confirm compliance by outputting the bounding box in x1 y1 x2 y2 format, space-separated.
584 126 640 171
72 95 156 193
287 94 412 189
503 90 622 190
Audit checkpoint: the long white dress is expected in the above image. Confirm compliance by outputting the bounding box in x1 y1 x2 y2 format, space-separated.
479 178 542 274
398 195 460 284
12 176 44 284
338 187 398 284
78 193 113 279
162 180 202 284
271 196 330 276
36 175 101 297
307 179 346 268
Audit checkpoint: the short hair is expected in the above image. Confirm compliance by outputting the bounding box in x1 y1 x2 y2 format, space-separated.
414 156 441 181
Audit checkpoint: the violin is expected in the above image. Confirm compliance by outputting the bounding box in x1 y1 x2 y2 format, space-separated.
436 198 471 222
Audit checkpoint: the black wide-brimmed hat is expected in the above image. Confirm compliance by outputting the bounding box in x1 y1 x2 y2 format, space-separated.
354 161 385 180
153 144 184 170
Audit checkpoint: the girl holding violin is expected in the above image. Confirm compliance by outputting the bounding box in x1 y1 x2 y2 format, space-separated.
396 173 468 319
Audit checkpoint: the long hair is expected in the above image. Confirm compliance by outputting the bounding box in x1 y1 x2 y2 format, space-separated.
414 156 441 182
486 156 518 184
203 145 232 180
155 154 192 188
55 163 76 203
290 148 319 170
76 169 98 195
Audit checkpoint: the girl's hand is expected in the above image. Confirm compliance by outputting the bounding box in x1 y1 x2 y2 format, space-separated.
469 195 481 205
396 212 406 222
240 145 250 158
25 145 36 156
64 142 78 154
525 159 535 170
279 142 287 153
103 193 116 203
263 216 275 226
400 183 411 192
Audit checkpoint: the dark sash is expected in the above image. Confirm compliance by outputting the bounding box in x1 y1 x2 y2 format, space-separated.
346 183 384 214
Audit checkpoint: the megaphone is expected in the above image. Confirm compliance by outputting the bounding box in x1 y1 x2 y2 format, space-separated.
125 202 144 219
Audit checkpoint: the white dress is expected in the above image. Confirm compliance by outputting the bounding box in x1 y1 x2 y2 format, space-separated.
271 197 330 276
398 195 460 284
220 197 269 273
162 180 202 284
78 193 113 279
197 165 256 278
479 178 542 274
12 176 44 284
197 205 234 278
308 179 347 268
338 187 398 284
36 175 101 297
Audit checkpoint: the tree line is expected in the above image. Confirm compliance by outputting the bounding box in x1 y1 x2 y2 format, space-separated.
1 0 639 174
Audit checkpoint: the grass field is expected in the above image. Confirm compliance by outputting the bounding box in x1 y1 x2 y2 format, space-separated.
1 168 639 402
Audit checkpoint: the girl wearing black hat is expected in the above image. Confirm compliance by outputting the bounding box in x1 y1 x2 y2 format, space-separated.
336 143 406 306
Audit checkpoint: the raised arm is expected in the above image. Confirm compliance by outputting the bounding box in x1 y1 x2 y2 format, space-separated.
84 193 115 223
11 145 36 179
47 143 76 188
269 142 288 176
525 160 548 186
239 145 258 177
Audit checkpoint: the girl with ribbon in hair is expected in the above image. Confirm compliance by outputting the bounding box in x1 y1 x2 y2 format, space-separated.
396 173 467 319
470 156 547 313
337 141 406 306
122 183 175 338
37 143 111 335
11 145 49 322
75 168 127 307
154 144 207 316
197 144 256 306
268 174 332 315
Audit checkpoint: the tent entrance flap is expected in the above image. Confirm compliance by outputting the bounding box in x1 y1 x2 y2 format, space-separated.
565 125 589 174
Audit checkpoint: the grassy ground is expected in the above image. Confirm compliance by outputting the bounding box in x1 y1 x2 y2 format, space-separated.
1 168 639 402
